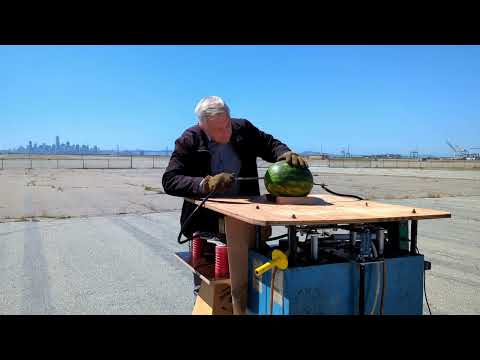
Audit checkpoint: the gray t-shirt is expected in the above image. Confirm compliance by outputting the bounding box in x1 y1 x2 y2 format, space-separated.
207 141 242 196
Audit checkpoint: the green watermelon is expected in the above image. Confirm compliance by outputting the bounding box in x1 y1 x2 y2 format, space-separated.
264 160 314 197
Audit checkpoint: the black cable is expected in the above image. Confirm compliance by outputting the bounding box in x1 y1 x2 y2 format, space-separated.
266 233 288 242
177 189 217 244
380 259 386 315
176 175 262 245
177 177 363 244
416 245 432 315
235 174 365 201
423 266 432 315
314 182 364 201
176 175 263 245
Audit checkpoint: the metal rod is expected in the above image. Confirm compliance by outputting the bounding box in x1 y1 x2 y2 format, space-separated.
359 264 365 315
287 225 297 265
410 220 418 255
350 231 357 250
377 229 385 256
383 260 388 314
269 268 278 315
235 177 264 181
311 234 319 262
255 225 261 250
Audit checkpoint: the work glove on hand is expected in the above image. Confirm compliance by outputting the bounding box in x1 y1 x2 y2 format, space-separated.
204 172 235 193
277 151 308 168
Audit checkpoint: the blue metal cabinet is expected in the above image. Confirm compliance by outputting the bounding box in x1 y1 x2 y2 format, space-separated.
247 250 424 315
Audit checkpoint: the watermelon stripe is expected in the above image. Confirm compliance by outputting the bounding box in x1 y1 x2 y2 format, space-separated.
264 160 313 197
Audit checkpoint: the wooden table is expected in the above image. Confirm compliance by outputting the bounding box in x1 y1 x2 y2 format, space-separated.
182 194 451 315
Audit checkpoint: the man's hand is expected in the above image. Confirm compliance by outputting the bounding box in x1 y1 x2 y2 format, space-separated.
204 173 235 193
277 151 308 168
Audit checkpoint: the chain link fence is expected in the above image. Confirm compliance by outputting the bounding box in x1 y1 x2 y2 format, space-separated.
328 158 480 169
17 155 472 170
0 155 172 170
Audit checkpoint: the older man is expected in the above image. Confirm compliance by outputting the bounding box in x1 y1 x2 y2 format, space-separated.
162 96 307 297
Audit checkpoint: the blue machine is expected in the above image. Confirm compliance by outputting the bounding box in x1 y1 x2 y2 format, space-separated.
247 222 428 315
248 251 424 315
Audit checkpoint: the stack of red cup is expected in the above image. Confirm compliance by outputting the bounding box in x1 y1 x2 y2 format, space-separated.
215 244 229 279
191 232 203 267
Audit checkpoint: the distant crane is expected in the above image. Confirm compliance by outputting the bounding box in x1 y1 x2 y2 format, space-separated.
446 140 469 159
469 147 480 160
340 145 351 158
410 145 419 159
446 140 480 159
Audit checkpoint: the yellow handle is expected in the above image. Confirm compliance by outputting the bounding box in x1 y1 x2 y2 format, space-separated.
255 262 274 277
254 250 288 277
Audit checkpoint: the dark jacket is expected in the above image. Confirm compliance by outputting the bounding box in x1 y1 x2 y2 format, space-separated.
162 118 290 237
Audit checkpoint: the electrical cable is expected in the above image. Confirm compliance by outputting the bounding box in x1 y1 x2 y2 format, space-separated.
378 227 388 315
269 267 278 315
266 233 289 242
236 175 366 201
370 242 381 315
314 182 364 201
416 245 432 315
423 268 432 315
177 176 364 245
177 189 217 244
380 259 386 315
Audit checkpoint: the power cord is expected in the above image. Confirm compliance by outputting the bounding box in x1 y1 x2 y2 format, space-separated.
269 267 278 315
178 179 364 245
177 189 217 244
314 182 364 201
380 259 386 315
423 267 432 315
416 245 432 315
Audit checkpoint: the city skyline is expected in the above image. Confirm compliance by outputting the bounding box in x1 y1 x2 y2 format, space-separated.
2 136 176 156
0 136 462 159
8 136 100 154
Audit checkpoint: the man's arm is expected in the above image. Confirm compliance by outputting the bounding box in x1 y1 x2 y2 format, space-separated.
244 120 291 163
244 119 308 167
162 134 206 198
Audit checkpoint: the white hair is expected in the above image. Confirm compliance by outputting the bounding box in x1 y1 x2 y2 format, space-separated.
194 96 230 122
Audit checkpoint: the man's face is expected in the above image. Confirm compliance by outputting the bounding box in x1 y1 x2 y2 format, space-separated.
200 113 232 144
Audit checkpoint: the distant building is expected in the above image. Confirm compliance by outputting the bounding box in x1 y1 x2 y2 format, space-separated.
9 136 103 154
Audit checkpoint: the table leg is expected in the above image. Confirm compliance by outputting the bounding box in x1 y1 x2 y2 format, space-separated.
224 216 256 315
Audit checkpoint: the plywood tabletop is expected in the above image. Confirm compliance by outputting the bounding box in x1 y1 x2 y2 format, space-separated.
185 194 451 226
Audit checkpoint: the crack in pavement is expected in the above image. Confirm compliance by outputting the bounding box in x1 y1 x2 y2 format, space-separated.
21 190 54 314
106 216 186 272
1 208 183 224
430 271 480 288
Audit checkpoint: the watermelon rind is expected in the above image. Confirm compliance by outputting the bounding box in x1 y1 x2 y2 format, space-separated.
264 160 314 197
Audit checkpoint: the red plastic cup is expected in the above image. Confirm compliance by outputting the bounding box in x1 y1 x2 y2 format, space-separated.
191 232 203 267
215 244 229 279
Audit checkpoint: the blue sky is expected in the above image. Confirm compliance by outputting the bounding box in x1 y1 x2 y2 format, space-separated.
2 45 479 156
